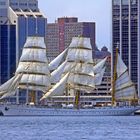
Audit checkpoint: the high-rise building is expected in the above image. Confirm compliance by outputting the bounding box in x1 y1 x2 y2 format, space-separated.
0 24 16 84
46 17 96 61
112 0 140 97
0 0 47 85
0 0 47 103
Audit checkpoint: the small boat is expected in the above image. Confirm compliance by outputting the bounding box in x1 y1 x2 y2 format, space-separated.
0 37 139 116
134 110 140 115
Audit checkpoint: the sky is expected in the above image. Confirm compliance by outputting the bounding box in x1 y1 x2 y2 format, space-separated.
38 0 111 50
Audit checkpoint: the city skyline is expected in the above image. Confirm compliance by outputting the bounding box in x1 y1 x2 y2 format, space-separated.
38 0 111 50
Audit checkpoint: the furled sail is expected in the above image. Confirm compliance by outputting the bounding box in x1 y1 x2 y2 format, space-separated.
115 54 136 101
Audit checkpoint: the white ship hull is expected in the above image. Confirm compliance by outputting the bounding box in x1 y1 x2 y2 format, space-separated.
0 105 139 116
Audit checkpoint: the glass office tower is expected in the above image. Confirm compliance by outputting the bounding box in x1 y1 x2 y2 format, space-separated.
112 0 140 97
0 25 16 84
0 0 47 102
0 0 47 84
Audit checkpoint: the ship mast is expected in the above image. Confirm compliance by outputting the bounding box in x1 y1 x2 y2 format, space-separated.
40 37 105 107
74 61 82 109
75 90 80 109
112 47 118 106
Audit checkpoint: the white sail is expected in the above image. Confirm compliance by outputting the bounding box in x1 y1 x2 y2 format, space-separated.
0 91 16 100
19 48 48 63
41 73 70 100
19 74 51 92
63 62 96 91
67 48 93 63
24 37 46 49
114 53 136 101
0 76 16 95
41 37 104 100
115 85 136 100
16 37 51 92
67 37 93 63
42 69 96 99
16 62 50 75
0 37 51 100
94 67 106 85
49 37 95 84
63 62 94 76
50 37 96 84
117 54 127 77
68 84 95 93
93 57 107 74
69 37 92 50
0 74 23 99
49 49 68 71
115 71 132 91
51 61 67 83
68 73 95 92
68 72 95 88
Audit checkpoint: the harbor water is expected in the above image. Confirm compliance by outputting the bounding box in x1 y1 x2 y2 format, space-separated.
0 116 140 140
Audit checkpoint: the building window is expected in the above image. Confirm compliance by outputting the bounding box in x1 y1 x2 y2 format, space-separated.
131 0 137 5
19 3 27 6
29 3 37 6
0 2 6 5
122 0 129 5
10 2 18 6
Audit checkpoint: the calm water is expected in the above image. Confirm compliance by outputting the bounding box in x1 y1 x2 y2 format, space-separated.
0 116 140 140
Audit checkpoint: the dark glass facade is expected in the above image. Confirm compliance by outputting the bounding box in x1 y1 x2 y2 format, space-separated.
0 0 47 103
0 25 16 84
18 17 46 57
112 0 138 90
82 23 96 57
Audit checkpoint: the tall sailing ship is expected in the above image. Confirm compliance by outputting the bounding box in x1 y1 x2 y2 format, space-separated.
0 36 139 116
41 37 107 107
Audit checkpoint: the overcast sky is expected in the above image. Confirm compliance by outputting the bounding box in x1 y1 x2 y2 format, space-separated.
38 0 111 50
